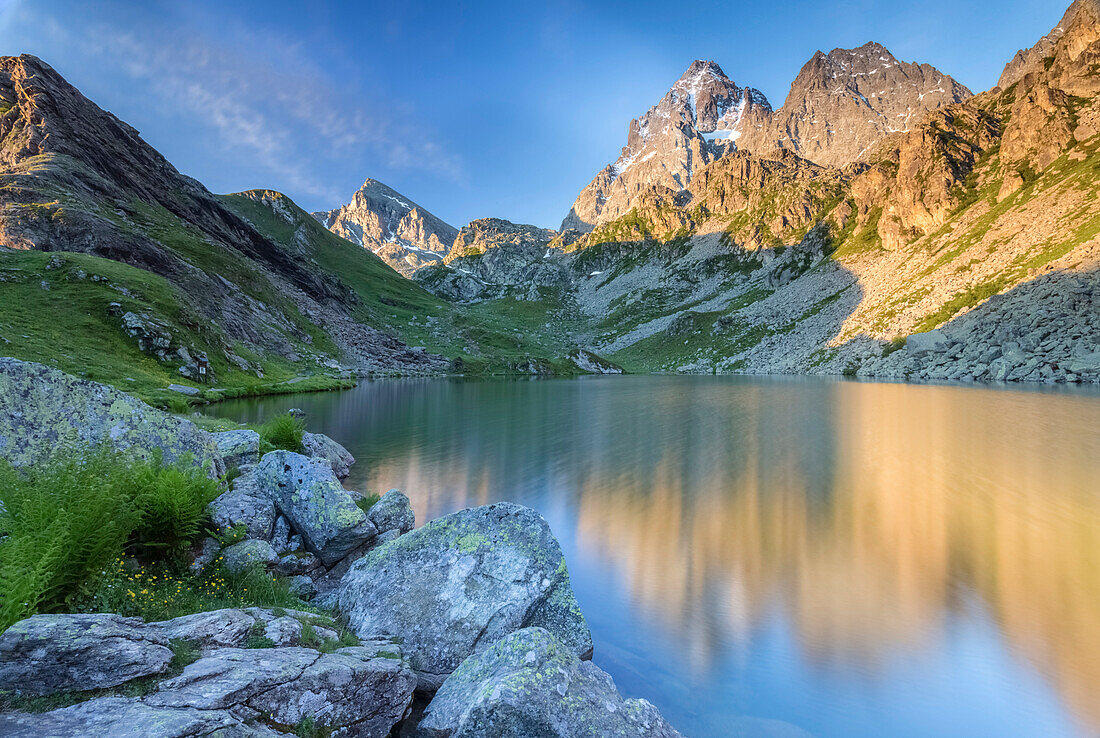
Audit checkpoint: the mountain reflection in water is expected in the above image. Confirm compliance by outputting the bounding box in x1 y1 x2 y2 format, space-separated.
212 376 1100 738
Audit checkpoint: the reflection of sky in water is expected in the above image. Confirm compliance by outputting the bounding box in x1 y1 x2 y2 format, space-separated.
212 376 1100 738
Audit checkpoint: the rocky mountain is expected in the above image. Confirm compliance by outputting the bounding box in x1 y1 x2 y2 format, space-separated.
422 0 1100 385
311 178 457 278
561 60 772 232
736 42 972 168
0 54 452 386
998 1 1083 89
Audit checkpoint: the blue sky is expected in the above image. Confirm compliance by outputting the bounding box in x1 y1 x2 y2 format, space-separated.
0 0 1068 229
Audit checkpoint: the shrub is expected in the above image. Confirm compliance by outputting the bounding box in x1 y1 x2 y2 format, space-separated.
259 413 305 452
0 449 220 630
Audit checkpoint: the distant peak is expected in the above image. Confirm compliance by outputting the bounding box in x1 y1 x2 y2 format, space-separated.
677 59 728 83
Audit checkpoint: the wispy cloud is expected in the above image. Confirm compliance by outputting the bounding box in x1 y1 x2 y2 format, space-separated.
2 1 462 203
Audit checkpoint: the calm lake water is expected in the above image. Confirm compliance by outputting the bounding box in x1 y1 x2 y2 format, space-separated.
211 375 1100 738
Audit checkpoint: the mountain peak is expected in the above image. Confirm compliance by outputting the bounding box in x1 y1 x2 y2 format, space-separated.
312 179 457 277
561 60 771 231
737 41 970 167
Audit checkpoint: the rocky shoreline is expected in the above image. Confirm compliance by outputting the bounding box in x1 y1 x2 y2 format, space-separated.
0 357 682 737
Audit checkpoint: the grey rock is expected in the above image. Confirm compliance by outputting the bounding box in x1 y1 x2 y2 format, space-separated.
418 627 681 738
0 614 172 696
0 696 244 738
0 358 223 477
286 575 316 600
167 383 201 396
264 616 303 646
255 451 377 566
275 551 322 577
213 429 262 469
147 646 415 736
271 515 292 552
209 487 277 541
337 502 592 691
906 329 949 357
221 539 279 574
147 609 258 652
367 488 415 536
190 536 221 573
301 431 355 480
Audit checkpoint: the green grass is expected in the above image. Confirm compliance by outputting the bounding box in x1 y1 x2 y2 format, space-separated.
0 250 352 405
258 413 305 452
355 493 382 513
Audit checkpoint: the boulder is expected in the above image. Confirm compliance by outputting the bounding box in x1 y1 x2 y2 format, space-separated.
166 384 200 396
146 609 257 652
0 614 173 696
418 627 681 738
254 451 377 566
0 696 247 738
220 539 279 574
146 645 416 736
0 358 223 477
212 429 261 469
336 502 592 691
209 487 277 541
906 329 949 357
302 431 355 479
367 488 415 536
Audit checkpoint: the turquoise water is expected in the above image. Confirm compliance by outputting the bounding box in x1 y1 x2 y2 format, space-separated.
211 376 1100 737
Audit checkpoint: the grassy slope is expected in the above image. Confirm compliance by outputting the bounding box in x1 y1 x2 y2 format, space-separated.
0 249 348 407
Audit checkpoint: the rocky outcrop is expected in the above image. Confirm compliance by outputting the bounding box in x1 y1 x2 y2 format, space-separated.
417 218 571 302
145 644 415 733
253 451 377 566
0 358 222 476
212 429 261 470
418 627 681 738
300 431 354 480
365 489 415 537
737 42 971 168
312 178 458 277
337 502 592 691
0 612 416 738
566 349 623 374
0 697 256 738
0 614 173 696
562 60 772 231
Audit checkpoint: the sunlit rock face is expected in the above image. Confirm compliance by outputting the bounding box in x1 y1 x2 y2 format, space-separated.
737 42 971 168
312 179 458 277
562 60 772 232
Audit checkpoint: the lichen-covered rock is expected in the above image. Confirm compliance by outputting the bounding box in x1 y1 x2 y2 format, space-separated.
221 538 279 574
336 502 592 691
146 609 257 652
209 486 277 541
0 614 173 696
145 645 416 736
367 488 415 535
0 358 223 477
275 551 321 576
301 431 355 479
0 696 248 738
255 451 377 566
212 429 261 469
418 628 682 738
